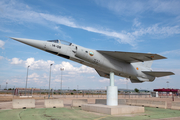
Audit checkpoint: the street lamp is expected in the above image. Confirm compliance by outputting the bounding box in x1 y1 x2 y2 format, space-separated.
6 82 8 90
48 64 53 99
25 66 30 96
167 81 169 88
60 68 64 94
126 78 128 89
77 85 78 98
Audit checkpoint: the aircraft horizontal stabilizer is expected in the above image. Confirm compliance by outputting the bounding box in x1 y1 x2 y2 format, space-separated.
142 71 175 77
98 51 166 63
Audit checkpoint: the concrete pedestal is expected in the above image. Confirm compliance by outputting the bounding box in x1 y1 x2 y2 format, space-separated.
107 86 118 106
82 104 144 115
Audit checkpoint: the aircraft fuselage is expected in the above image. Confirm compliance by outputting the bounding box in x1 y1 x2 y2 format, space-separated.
44 40 155 82
12 38 174 83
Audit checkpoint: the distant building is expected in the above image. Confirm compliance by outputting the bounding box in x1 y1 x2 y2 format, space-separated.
154 88 180 96
16 88 40 91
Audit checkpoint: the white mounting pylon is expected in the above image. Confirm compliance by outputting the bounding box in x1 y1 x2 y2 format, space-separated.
106 72 118 106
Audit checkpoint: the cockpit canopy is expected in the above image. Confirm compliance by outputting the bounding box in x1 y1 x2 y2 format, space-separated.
47 40 72 46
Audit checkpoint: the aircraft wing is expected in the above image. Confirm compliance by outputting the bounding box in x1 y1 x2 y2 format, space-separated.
142 71 175 77
97 50 166 63
95 69 109 78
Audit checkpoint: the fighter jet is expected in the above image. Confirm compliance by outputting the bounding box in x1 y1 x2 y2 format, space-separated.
11 38 174 83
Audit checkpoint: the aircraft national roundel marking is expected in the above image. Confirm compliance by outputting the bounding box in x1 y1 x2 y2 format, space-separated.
136 67 139 70
89 51 94 56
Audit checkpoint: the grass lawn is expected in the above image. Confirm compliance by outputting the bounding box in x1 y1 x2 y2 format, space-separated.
0 107 180 120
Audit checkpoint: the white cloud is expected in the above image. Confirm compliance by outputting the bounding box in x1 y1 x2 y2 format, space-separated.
40 13 77 28
99 78 109 83
79 26 137 46
0 0 139 46
151 0 180 15
25 58 54 70
0 27 12 33
163 76 171 80
133 18 141 27
53 61 95 74
1 0 180 47
78 65 95 73
9 57 95 74
0 40 5 49
160 49 180 56
10 57 54 70
89 76 95 79
95 0 147 16
28 73 41 82
132 24 180 38
43 73 48 79
116 78 130 85
54 79 61 83
95 0 180 39
11 58 23 64
29 73 39 79
173 69 180 75
0 56 4 60
95 0 180 16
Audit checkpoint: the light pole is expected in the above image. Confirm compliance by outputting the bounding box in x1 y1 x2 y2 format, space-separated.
167 81 169 88
25 66 30 96
77 85 78 98
48 64 53 99
60 68 64 94
6 82 8 90
126 78 128 89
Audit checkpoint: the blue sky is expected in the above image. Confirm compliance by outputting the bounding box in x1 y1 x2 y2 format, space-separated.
0 0 180 90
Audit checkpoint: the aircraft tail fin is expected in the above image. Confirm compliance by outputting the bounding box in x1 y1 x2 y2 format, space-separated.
143 61 153 68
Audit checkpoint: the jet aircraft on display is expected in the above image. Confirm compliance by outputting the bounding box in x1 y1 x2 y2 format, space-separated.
11 38 174 83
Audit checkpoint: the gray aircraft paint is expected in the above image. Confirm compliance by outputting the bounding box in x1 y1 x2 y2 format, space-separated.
11 38 174 83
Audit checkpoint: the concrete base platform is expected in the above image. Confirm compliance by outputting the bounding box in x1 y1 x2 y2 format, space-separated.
13 99 35 109
44 99 64 108
82 104 144 115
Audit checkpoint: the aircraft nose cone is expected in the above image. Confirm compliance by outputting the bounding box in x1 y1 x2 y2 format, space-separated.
10 37 24 42
11 37 47 50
